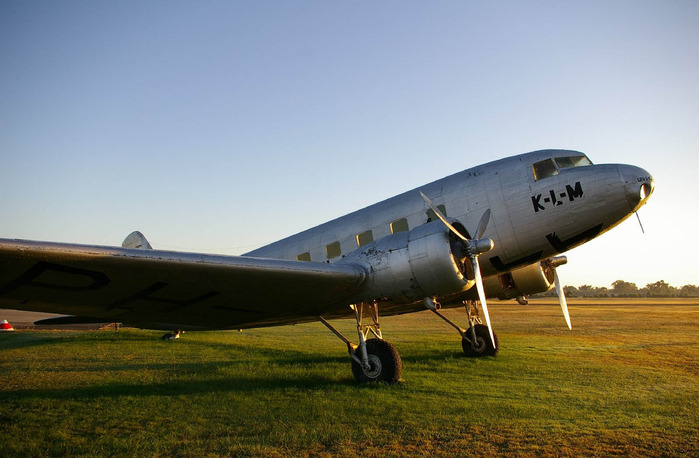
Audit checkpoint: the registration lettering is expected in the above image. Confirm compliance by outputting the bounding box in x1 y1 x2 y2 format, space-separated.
531 181 584 213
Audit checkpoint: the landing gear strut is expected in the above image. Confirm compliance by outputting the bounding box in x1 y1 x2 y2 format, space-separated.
424 298 499 357
319 302 402 383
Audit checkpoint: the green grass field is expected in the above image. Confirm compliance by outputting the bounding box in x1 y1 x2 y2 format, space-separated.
1 299 697 456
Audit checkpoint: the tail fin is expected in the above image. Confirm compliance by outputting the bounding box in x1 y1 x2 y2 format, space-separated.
122 231 153 250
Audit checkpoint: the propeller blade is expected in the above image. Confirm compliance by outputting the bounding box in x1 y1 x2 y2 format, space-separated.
419 191 468 241
421 189 496 345
472 257 496 347
475 209 491 239
554 269 572 330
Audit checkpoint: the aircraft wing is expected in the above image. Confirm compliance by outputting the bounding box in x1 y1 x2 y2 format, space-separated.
0 239 368 330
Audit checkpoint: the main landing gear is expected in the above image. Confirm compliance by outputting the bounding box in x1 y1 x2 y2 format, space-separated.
319 299 497 383
319 303 402 384
424 298 499 357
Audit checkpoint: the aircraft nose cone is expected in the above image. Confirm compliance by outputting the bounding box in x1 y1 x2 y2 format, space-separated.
620 165 654 211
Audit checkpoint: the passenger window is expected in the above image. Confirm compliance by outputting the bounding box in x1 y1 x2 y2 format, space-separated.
555 156 592 169
532 159 559 181
296 252 311 262
426 204 447 222
325 241 341 259
390 218 409 234
356 230 373 247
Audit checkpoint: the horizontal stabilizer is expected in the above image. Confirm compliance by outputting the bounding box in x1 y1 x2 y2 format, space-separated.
34 316 109 326
122 231 153 249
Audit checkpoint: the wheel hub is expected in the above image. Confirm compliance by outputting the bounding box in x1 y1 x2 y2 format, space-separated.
362 354 383 379
471 337 486 352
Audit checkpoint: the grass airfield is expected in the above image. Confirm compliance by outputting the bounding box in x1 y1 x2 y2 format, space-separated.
1 299 697 456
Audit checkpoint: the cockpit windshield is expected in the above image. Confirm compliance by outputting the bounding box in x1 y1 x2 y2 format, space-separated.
555 155 592 169
532 154 592 180
532 159 559 180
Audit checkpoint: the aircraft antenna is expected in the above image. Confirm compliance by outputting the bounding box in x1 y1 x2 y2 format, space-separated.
635 211 645 234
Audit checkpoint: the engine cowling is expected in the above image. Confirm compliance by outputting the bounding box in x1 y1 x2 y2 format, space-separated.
483 257 566 300
340 220 473 304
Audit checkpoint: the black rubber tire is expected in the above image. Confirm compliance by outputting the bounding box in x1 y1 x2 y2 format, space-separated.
351 339 402 383
462 324 499 357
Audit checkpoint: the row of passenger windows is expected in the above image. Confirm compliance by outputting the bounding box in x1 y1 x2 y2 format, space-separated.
298 155 593 262
295 205 446 262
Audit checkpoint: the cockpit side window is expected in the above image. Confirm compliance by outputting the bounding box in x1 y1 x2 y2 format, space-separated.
532 159 559 181
555 155 592 169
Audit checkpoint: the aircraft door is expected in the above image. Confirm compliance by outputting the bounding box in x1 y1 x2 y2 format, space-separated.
485 159 530 271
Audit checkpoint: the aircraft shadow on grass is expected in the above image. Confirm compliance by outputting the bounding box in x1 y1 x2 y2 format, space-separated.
0 334 72 351
2 336 491 399
4 374 354 402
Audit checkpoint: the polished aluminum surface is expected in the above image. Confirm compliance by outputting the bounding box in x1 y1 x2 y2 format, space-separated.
0 149 654 330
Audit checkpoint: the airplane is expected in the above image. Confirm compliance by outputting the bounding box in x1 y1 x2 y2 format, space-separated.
0 149 654 383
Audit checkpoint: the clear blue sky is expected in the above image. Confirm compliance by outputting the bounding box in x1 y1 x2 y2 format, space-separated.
1 1 697 288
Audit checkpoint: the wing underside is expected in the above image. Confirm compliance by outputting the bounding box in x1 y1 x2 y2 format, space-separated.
0 239 368 330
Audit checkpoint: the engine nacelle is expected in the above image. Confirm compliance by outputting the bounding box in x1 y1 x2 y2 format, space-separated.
340 221 472 304
483 257 566 300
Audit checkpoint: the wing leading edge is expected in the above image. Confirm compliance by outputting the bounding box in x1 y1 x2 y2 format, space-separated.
0 239 367 330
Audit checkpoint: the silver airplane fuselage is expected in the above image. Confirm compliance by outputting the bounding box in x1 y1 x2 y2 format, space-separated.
246 149 653 311
0 149 654 329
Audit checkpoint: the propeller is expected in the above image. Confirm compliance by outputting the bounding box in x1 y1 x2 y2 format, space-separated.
546 256 571 330
420 191 496 346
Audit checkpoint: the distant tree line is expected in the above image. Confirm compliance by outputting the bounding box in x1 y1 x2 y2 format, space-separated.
536 280 699 298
